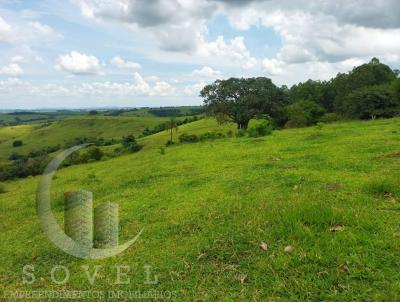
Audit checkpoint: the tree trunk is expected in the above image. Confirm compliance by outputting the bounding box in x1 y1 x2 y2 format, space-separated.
237 120 249 129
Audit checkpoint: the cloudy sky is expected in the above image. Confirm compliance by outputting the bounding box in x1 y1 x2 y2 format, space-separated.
1 0 399 109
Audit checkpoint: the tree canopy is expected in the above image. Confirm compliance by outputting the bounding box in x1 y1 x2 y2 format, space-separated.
200 77 288 129
200 58 399 129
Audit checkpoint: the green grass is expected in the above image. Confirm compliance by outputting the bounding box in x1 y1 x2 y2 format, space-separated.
1 118 400 300
0 112 81 125
0 115 175 162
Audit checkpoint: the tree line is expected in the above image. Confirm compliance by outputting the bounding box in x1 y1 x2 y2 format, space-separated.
201 58 400 129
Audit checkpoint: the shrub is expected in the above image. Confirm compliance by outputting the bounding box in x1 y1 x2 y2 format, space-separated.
12 155 49 179
285 115 308 128
9 153 26 161
159 146 166 155
179 133 199 143
319 113 341 123
247 120 273 137
0 183 6 194
12 140 23 147
85 147 104 161
122 135 143 153
63 151 82 166
127 143 142 153
236 129 247 137
226 130 233 137
315 122 324 130
285 99 326 127
199 132 225 141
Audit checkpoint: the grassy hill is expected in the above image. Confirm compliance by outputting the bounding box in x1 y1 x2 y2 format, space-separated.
1 118 400 300
0 115 177 163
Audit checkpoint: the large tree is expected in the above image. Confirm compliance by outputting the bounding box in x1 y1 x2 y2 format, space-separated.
200 77 288 129
333 58 397 113
343 84 400 119
289 79 335 112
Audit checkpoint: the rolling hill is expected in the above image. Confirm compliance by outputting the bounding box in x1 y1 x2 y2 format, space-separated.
1 117 399 300
0 115 181 163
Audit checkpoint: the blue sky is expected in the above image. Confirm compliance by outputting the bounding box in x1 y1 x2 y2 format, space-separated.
0 0 399 109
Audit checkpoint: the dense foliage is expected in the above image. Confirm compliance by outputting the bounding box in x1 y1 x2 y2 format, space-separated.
202 58 400 128
201 77 288 129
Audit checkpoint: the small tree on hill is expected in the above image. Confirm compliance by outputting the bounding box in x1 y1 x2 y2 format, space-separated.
166 116 179 143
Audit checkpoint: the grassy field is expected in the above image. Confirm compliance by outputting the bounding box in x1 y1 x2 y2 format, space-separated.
0 118 400 300
0 111 83 125
0 115 176 163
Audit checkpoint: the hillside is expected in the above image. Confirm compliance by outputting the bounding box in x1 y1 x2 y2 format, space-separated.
0 115 177 163
1 118 400 300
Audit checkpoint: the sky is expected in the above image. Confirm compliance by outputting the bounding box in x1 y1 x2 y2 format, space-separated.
0 0 400 109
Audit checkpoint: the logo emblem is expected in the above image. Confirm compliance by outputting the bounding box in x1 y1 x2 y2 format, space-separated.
36 144 142 259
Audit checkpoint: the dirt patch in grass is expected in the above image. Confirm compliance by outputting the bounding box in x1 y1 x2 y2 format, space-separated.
386 153 400 158
324 183 341 191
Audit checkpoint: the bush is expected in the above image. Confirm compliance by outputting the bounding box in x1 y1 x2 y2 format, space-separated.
12 140 23 147
0 183 6 194
85 147 104 161
315 122 324 130
159 146 166 155
247 120 273 137
285 99 326 127
9 153 26 161
179 133 199 143
236 129 247 137
121 135 143 153
63 151 82 166
226 130 233 137
127 143 142 153
199 132 225 141
11 155 50 179
285 115 308 128
319 113 341 123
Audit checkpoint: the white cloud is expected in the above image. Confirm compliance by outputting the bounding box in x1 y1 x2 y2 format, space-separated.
28 21 59 37
0 78 69 97
0 72 177 99
0 63 23 77
191 66 221 78
183 81 206 96
198 36 257 69
151 81 176 96
11 55 25 63
76 73 176 97
262 58 284 76
110 56 141 70
74 0 215 53
145 75 159 82
0 16 11 42
55 51 103 75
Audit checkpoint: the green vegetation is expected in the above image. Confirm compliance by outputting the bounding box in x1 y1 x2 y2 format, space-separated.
0 117 399 300
0 110 82 126
202 58 400 130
